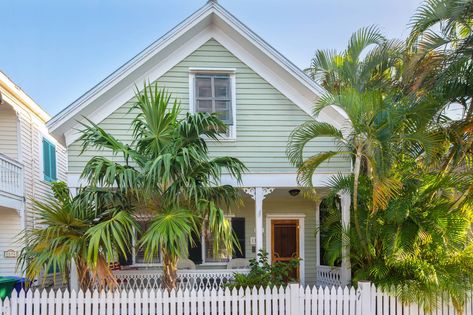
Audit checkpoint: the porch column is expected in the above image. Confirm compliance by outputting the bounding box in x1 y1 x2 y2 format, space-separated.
243 187 274 254
315 200 321 267
339 191 351 286
69 187 80 292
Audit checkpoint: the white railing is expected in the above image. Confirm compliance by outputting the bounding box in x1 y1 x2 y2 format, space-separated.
113 269 250 291
3 282 471 314
316 265 342 287
0 153 23 197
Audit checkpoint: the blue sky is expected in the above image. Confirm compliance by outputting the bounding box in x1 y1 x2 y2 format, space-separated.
1 0 422 116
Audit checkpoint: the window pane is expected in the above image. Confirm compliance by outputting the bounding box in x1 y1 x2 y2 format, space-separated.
196 100 213 113
215 100 232 124
204 229 230 263
214 77 230 98
196 77 212 98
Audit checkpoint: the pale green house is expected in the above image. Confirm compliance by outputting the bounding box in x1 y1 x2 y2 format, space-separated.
48 0 352 288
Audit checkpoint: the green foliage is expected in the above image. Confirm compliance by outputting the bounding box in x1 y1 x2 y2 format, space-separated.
295 3 473 311
77 82 247 289
320 160 473 310
18 182 137 290
227 251 301 289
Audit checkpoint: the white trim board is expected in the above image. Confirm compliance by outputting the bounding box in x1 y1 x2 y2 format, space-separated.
48 1 347 145
265 214 305 285
66 172 350 189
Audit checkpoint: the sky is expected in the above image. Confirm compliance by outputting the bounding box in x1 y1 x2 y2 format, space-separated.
1 0 423 116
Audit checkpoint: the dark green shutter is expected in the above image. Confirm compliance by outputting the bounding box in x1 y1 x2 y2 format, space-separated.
231 217 245 258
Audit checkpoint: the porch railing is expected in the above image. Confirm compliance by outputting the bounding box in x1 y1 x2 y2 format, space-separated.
0 153 23 198
113 269 250 291
316 265 342 287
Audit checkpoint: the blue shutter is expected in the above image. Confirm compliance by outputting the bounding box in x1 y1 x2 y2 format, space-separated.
50 144 57 181
42 139 51 181
42 138 57 182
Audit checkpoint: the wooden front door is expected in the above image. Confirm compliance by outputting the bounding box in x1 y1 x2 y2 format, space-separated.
271 220 300 280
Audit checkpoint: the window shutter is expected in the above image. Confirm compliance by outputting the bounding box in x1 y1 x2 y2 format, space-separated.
50 144 57 181
188 231 202 264
42 139 51 181
231 217 245 258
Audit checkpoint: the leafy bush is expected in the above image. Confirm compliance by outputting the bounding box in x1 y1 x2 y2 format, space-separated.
227 250 300 289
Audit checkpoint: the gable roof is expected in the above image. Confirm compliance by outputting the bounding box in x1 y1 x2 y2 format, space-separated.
48 0 345 145
0 71 50 123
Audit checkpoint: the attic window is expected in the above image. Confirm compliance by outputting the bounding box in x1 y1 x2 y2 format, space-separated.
190 69 236 139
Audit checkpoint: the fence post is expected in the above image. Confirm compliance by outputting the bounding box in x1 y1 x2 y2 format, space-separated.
289 283 300 314
358 281 372 314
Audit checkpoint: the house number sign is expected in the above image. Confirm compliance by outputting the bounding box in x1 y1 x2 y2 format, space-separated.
4 249 18 258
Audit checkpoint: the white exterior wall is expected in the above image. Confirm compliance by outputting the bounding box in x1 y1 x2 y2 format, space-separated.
0 78 67 276
0 207 22 275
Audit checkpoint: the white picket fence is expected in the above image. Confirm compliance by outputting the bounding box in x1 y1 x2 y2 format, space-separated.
1 282 472 314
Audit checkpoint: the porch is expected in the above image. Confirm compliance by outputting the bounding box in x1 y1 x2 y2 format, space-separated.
111 186 350 290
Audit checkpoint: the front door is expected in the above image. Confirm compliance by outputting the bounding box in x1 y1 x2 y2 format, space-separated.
271 219 300 280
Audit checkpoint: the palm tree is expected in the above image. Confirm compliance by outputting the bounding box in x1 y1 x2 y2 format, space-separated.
289 27 438 259
408 0 473 174
18 182 137 291
78 83 247 290
307 26 402 94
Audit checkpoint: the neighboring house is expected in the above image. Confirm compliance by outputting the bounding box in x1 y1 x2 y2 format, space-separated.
0 71 67 276
48 1 352 286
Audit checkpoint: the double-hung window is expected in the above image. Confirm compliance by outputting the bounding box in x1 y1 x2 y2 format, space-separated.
192 70 236 138
42 138 57 182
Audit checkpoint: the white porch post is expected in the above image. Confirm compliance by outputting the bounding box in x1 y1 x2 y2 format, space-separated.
339 191 351 286
243 187 274 255
315 200 321 267
69 187 80 292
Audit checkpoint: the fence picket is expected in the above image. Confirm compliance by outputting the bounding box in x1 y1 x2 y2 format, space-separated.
224 288 231 315
183 289 190 315
18 288 25 315
149 289 156 315
106 291 114 315
230 288 238 315
63 289 70 315
48 289 56 315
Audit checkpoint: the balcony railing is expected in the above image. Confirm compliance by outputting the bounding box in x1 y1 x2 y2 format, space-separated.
113 268 250 291
316 265 342 287
0 153 24 198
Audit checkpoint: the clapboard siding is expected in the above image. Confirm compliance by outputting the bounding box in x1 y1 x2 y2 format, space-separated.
0 207 21 276
0 103 18 159
67 39 351 174
0 86 67 276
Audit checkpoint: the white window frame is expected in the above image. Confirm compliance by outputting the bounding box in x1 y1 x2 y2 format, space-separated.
201 214 235 265
189 68 237 141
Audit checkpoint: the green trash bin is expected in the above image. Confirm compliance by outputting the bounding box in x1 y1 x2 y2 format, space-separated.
0 276 19 300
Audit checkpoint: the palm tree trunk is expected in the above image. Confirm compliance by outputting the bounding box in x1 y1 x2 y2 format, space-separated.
162 253 178 291
352 152 367 254
76 258 92 292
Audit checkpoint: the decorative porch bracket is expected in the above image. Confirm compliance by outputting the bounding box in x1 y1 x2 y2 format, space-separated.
243 187 274 254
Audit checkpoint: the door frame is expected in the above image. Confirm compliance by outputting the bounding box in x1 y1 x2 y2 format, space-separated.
265 214 305 285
